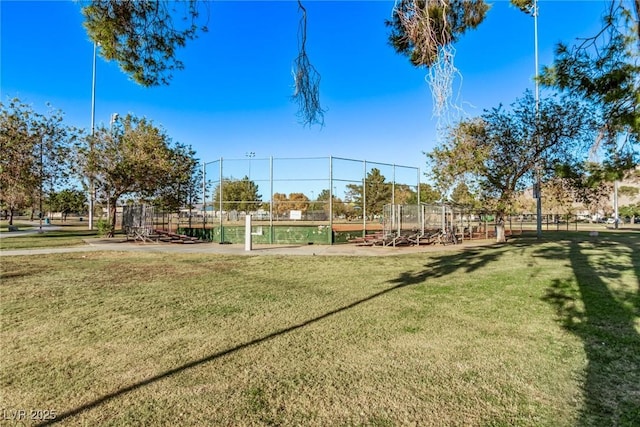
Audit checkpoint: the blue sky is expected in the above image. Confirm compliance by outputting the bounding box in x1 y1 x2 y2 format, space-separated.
1 0 609 194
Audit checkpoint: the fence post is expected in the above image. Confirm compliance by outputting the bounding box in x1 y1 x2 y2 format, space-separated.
329 156 333 245
202 161 206 230
270 156 274 244
219 157 224 244
395 205 401 247
363 161 367 238
245 214 252 251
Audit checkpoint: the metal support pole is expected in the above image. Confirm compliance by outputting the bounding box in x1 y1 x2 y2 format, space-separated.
245 214 252 251
329 156 333 245
418 168 423 238
534 0 542 239
417 168 421 206
395 205 401 247
392 164 396 205
270 156 274 244
219 157 224 243
107 113 118 226
89 41 97 231
39 136 43 233
363 160 367 237
202 162 206 229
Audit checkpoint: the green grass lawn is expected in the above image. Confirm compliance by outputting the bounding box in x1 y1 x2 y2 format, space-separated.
1 233 638 426
0 228 99 250
0 220 103 250
0 222 35 232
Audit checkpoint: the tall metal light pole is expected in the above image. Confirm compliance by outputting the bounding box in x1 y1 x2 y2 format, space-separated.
107 113 118 223
89 41 98 231
245 151 255 180
533 0 543 239
38 135 44 233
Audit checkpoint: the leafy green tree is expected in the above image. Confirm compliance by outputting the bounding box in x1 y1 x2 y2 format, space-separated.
619 203 640 222
386 0 490 67
82 1 208 87
151 143 199 212
427 91 591 242
618 185 639 198
0 98 76 225
345 168 392 218
78 114 196 236
183 162 204 228
213 176 261 212
364 168 391 213
0 99 35 224
449 182 477 208
405 183 442 204
316 189 332 202
386 0 530 120
555 162 615 221
316 188 347 218
48 189 86 221
80 0 324 127
540 1 639 177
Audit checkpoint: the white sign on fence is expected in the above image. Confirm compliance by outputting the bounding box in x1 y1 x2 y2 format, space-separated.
289 210 302 220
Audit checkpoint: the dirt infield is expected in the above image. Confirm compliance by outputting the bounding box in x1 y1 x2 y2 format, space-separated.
331 223 383 232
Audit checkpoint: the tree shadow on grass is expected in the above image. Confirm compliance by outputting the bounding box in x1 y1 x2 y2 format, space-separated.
388 241 527 286
39 277 420 425
38 242 521 425
540 233 640 426
392 232 640 425
39 235 639 425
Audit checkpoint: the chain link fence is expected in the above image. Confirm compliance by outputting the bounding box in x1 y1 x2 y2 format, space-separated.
183 156 420 244
107 156 631 245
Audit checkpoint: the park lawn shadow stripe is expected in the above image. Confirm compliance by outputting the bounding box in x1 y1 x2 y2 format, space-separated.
387 244 513 287
540 238 640 426
3 234 636 426
32 244 547 425
36 279 416 426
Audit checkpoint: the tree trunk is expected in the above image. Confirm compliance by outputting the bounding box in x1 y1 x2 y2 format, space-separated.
108 199 118 237
8 209 14 226
495 213 506 243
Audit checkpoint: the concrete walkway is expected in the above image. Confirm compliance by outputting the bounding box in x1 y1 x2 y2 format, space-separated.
0 237 494 257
